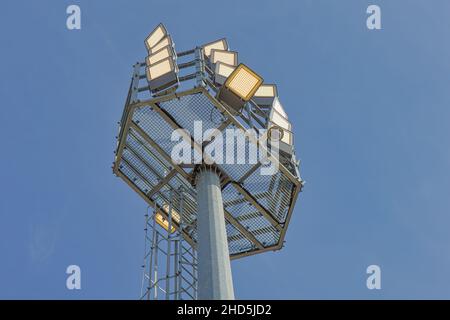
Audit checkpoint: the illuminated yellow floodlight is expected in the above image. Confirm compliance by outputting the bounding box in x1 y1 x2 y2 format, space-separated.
146 46 174 66
161 203 181 223
145 23 168 51
217 64 263 113
224 64 263 101
210 49 238 66
154 203 181 234
214 62 235 85
155 212 176 233
202 38 228 57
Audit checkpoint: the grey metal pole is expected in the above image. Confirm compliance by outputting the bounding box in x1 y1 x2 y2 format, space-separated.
196 168 235 300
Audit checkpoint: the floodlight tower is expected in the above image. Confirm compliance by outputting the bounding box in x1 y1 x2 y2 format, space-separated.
113 24 304 300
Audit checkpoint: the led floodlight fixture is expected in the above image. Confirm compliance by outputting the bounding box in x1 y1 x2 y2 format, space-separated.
150 36 173 54
202 38 228 57
146 57 178 92
146 46 174 66
214 62 236 85
267 97 294 156
253 84 278 106
145 23 168 51
155 212 176 233
210 49 238 66
217 64 263 113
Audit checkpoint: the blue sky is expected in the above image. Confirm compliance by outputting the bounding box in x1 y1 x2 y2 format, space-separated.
1 0 450 299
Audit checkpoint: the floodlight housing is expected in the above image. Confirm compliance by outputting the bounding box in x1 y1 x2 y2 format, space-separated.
217 64 263 114
267 97 294 156
202 38 228 57
253 84 278 106
210 49 238 66
214 62 236 85
272 96 288 118
149 36 173 54
155 212 176 233
155 202 182 234
146 57 178 92
161 203 181 222
145 23 168 51
146 45 175 66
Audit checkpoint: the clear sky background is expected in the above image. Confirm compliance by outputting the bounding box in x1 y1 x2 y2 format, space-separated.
1 0 450 299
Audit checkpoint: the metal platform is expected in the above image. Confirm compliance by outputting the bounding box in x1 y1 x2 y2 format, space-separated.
113 48 303 259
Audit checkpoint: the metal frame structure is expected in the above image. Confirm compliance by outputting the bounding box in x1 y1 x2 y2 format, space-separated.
140 190 197 300
113 45 304 261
